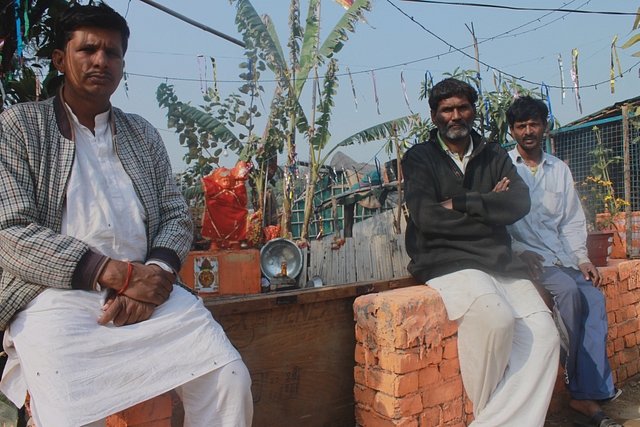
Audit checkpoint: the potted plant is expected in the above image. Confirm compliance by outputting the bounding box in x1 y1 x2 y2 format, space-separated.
579 126 629 265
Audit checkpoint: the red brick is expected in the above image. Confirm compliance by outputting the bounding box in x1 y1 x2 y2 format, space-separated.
608 312 616 327
106 416 127 427
619 346 640 364
426 346 444 365
607 297 622 313
442 398 463 423
117 393 172 426
440 358 461 379
423 377 464 408
419 366 442 387
618 262 633 281
618 319 640 338
609 325 618 341
378 349 431 374
614 337 625 353
443 320 458 339
627 359 639 377
366 367 419 397
600 267 619 286
609 354 621 371
464 395 474 415
442 338 458 360
355 366 366 385
419 406 441 426
607 342 614 358
625 333 637 348
355 343 366 365
355 406 418 427
623 290 640 306
355 384 376 408
374 392 423 418
355 406 393 427
617 364 628 382
130 421 171 427
625 304 639 320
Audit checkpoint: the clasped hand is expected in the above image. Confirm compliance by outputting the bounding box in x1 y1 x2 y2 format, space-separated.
97 261 176 326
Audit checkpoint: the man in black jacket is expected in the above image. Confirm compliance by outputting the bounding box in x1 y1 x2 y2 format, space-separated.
403 78 559 426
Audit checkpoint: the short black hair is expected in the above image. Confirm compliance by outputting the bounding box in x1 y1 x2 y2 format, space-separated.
54 2 130 54
506 96 548 128
428 78 478 112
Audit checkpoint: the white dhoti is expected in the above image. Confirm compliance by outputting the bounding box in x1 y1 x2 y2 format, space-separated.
1 285 248 427
428 269 560 427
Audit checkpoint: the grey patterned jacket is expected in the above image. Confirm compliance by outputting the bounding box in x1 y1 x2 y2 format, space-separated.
0 94 193 331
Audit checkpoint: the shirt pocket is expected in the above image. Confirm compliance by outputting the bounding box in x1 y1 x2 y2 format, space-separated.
540 190 562 216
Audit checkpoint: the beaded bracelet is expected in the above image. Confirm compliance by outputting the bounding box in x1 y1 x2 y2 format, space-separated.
117 262 133 295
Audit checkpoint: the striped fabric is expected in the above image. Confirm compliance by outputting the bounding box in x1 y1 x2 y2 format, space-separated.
0 96 193 330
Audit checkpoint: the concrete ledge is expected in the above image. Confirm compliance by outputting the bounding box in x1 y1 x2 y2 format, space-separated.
353 260 640 427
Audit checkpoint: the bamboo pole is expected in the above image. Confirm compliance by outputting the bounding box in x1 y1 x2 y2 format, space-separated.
393 124 403 235
622 104 632 257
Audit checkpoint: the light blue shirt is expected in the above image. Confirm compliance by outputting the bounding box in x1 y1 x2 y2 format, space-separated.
506 148 590 269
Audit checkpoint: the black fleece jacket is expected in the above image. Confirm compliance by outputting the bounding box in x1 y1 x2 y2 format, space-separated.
402 129 531 282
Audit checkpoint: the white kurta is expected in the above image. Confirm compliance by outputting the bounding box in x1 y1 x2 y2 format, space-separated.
1 107 240 426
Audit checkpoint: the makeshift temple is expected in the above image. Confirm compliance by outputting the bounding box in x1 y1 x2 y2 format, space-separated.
201 161 255 250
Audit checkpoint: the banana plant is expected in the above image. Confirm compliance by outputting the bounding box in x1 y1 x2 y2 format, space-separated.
160 0 376 239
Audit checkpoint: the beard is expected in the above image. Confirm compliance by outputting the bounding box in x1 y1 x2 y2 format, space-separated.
438 120 471 140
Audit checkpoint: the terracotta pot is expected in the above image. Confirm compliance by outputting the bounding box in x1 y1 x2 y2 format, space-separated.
586 230 615 267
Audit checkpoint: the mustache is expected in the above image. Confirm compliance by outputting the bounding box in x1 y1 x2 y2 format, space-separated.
448 120 470 129
85 71 113 79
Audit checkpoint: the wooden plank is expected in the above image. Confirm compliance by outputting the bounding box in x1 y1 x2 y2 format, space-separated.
207 276 419 427
345 238 357 284
309 240 323 279
205 276 419 317
356 235 373 282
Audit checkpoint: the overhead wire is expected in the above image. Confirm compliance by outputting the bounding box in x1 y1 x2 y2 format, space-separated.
385 0 637 90
399 0 638 16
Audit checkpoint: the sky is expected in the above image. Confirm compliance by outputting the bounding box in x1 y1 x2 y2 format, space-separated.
103 0 640 172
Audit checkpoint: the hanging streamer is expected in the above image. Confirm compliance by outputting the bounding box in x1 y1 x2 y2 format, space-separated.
493 70 503 91
34 59 40 101
570 49 582 114
371 69 380 115
210 57 219 102
424 70 433 99
22 0 29 41
197 55 206 93
14 0 23 61
476 72 483 96
540 82 554 126
123 66 130 99
400 70 413 114
484 99 490 128
610 35 623 93
557 54 565 104
346 66 358 112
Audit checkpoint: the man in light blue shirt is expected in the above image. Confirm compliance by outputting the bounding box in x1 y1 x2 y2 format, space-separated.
506 96 620 427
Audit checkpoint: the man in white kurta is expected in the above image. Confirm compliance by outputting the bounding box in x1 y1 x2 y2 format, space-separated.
0 3 252 426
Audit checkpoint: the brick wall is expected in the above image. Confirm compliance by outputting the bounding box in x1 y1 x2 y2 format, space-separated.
353 260 640 427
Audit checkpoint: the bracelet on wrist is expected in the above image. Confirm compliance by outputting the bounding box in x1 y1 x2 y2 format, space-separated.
117 262 133 295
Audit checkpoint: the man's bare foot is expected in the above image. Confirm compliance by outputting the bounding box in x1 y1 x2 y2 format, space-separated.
568 398 602 419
